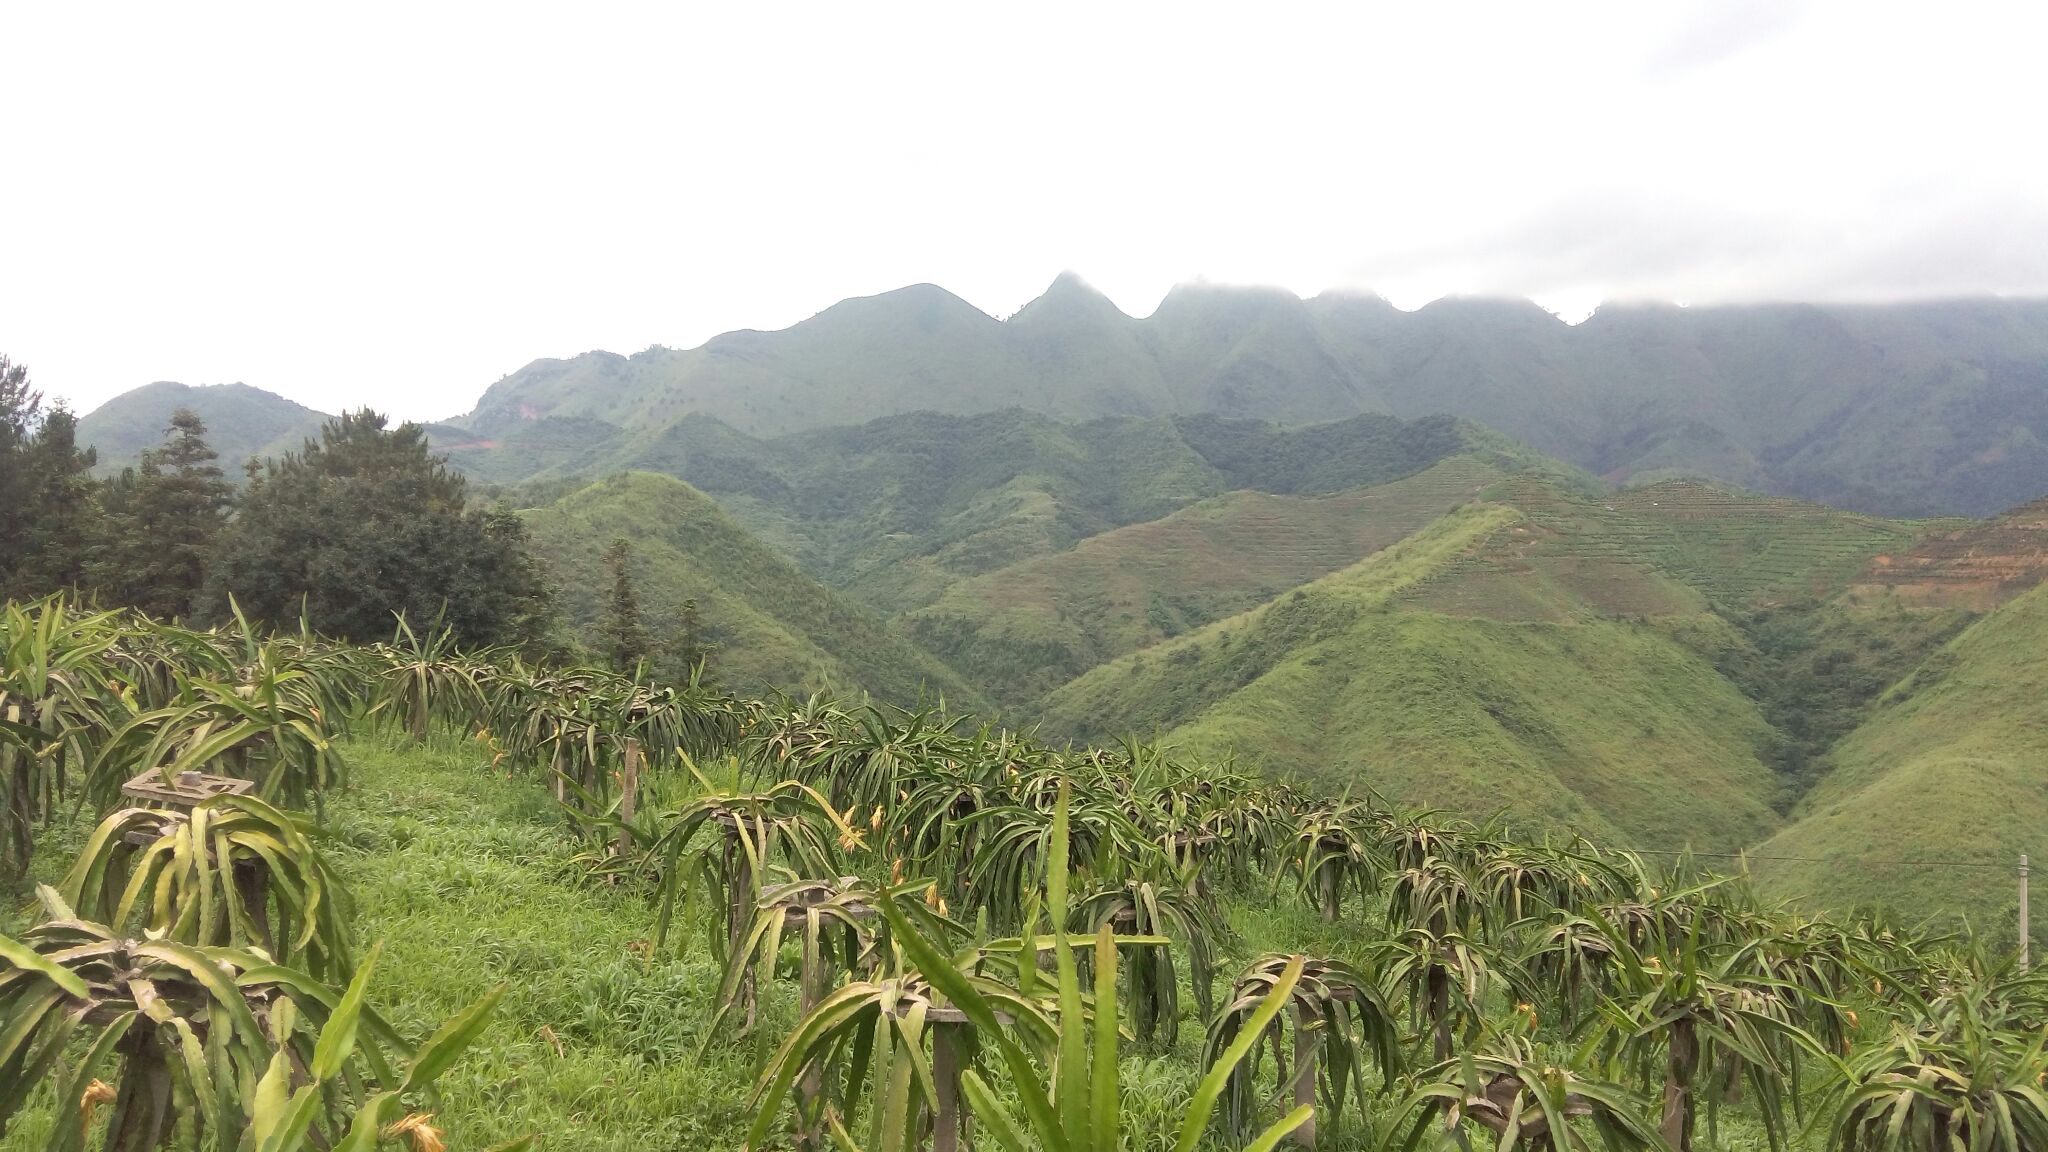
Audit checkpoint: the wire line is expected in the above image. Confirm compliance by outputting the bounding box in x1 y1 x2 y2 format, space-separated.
1615 848 2011 869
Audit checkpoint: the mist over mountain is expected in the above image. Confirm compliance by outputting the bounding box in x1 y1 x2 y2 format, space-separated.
446 278 2048 517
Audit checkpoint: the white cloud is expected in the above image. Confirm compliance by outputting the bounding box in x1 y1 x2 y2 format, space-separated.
2 0 2044 420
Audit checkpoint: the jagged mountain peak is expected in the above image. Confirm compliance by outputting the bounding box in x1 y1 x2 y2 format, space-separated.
1011 270 1130 324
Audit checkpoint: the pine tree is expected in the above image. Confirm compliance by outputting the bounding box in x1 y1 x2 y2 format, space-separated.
0 357 100 599
599 537 650 672
675 597 717 683
90 409 232 617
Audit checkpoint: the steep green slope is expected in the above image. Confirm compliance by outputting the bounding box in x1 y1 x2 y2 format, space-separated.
520 472 982 709
905 456 1506 705
1037 503 1784 848
1168 614 1782 850
1753 584 2048 936
1039 507 1522 738
76 381 327 471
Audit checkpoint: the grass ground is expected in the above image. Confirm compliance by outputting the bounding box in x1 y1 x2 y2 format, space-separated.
0 738 1398 1151
3 735 1810 1151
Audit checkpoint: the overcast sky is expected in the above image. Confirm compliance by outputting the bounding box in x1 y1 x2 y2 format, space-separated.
5 1 2045 421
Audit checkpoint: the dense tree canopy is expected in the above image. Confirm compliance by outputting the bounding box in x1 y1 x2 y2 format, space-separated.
204 408 555 646
0 356 98 599
88 408 234 619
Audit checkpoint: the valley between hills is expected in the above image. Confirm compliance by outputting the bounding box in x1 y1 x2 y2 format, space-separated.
73 280 2048 938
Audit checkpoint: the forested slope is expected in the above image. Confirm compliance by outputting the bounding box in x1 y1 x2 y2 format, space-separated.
521 472 983 708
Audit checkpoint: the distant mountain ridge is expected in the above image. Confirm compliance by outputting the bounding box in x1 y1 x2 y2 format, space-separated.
442 278 2048 517
75 280 2048 516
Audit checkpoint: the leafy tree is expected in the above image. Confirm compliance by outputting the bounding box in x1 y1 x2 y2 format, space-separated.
0 357 100 599
203 409 556 646
0 357 45 584
87 408 232 618
479 503 564 658
600 537 650 671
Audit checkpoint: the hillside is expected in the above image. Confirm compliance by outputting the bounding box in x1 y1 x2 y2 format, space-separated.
1753 583 2048 938
519 472 983 709
1036 503 1787 849
1851 495 2048 609
75 381 327 470
904 456 1508 705
450 279 2048 517
468 407 1493 616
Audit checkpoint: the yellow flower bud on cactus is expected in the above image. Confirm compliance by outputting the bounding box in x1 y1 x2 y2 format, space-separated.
382 1114 447 1152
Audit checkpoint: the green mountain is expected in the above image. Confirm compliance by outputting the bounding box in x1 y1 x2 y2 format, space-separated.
1024 471 2030 862
77 283 2048 517
902 455 1510 706
1032 495 1789 850
467 407 1496 617
65 288 2048 933
519 471 983 709
75 381 327 472
1753 583 2048 936
450 279 2048 517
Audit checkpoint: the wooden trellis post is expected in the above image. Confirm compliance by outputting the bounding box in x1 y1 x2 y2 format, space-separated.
120 769 267 946
2021 854 2031 970
616 738 641 857
790 888 873 1151
1292 1000 1319 1148
929 1011 969 1152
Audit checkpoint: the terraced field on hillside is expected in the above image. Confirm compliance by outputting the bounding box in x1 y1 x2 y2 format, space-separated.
1853 496 2048 608
1611 481 1928 605
1034 498 1785 849
1398 476 1706 620
1394 479 1935 620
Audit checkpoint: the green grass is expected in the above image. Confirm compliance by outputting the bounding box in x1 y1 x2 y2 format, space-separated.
1165 611 1785 852
0 738 1428 1151
324 740 764 1149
